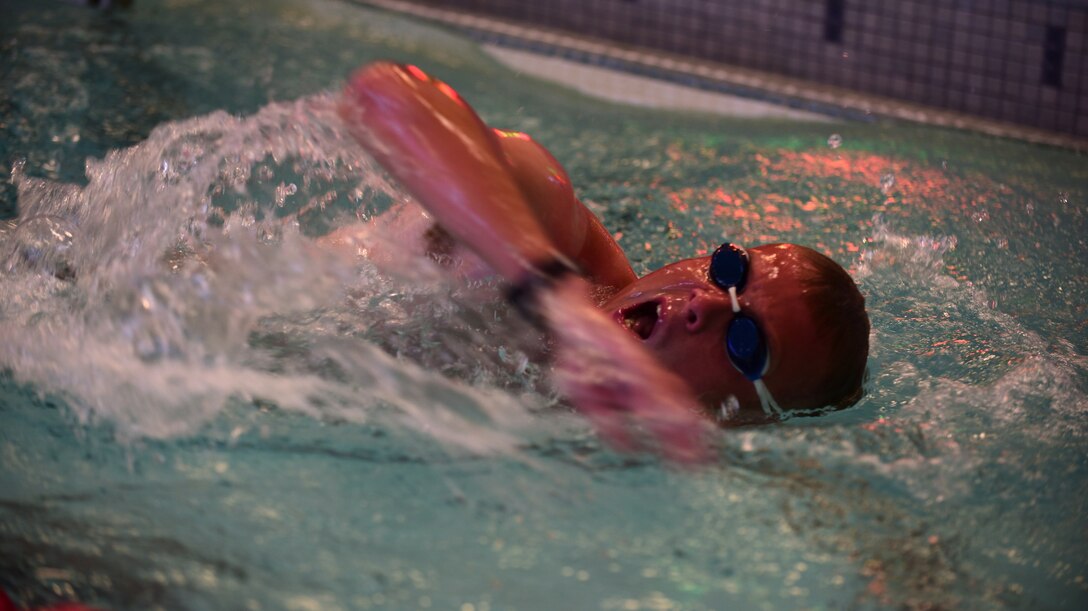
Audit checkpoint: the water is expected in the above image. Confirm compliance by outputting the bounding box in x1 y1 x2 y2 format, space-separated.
2 0 1087 609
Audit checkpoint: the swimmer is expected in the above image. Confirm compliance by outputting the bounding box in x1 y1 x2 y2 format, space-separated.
332 62 869 459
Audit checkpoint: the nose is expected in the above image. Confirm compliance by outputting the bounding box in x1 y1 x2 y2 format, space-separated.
684 288 733 332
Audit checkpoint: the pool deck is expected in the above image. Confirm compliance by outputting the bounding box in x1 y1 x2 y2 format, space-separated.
349 0 1087 151
483 45 835 122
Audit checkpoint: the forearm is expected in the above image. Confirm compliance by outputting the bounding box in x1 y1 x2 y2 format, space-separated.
339 62 561 282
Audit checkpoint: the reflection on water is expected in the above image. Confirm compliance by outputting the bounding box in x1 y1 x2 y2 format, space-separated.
1 0 1087 610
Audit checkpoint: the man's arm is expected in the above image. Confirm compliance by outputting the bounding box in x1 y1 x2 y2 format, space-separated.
339 63 555 283
324 80 635 294
494 130 637 297
339 62 708 462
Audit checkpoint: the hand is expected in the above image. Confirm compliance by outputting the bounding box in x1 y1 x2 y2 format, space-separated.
539 276 712 464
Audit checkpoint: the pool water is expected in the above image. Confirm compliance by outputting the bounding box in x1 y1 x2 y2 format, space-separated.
2 0 1087 609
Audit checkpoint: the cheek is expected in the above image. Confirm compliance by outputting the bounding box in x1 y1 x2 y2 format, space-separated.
764 355 836 410
761 325 839 410
656 336 747 405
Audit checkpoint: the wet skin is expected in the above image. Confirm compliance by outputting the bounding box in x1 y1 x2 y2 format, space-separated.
603 243 835 416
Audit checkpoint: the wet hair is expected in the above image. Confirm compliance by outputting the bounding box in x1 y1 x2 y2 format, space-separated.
792 246 870 410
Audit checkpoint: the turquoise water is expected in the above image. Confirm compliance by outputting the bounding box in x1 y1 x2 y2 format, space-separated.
2 0 1087 609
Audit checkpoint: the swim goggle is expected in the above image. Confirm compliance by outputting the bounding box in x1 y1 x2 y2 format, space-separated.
708 243 785 419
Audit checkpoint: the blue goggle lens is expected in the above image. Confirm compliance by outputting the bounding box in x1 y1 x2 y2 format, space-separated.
709 243 749 292
726 316 768 381
709 242 769 381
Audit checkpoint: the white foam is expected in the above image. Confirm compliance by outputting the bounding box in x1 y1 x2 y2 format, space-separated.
0 96 545 454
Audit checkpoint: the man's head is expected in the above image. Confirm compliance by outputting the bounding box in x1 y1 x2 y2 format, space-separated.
602 243 869 420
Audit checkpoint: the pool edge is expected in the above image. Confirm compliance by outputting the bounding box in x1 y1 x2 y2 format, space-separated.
345 0 1088 153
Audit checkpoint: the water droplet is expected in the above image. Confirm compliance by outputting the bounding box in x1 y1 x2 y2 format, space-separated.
257 225 279 243
827 134 842 149
10 158 27 184
274 182 297 207
880 173 896 194
718 395 740 423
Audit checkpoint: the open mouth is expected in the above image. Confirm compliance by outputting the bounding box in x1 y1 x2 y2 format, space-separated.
617 300 660 340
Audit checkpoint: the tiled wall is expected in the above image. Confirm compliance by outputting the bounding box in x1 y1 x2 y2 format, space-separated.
404 0 1086 138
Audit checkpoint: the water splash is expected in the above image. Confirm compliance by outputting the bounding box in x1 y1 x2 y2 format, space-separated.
856 214 958 285
0 95 545 452
879 172 895 194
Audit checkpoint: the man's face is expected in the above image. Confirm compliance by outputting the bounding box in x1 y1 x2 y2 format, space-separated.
601 244 836 416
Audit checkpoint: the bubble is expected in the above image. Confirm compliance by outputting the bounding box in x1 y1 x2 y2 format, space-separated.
827 134 842 149
880 172 896 194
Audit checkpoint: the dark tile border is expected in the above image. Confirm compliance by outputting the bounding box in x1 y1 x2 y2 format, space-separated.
344 0 1088 151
